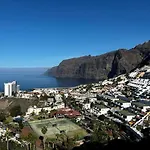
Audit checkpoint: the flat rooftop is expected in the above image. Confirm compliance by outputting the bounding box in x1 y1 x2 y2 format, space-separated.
96 104 108 109
119 110 135 116
117 99 130 104
118 96 130 102
132 102 150 107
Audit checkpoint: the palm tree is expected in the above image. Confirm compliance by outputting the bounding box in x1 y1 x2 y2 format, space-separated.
41 126 47 135
28 133 37 150
55 133 75 150
61 94 67 107
41 126 48 150
90 102 94 108
22 133 37 150
85 98 90 104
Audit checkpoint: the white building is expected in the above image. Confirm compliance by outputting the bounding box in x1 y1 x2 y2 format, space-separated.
129 72 138 78
132 102 150 113
25 103 65 116
4 81 19 97
4 83 12 97
112 110 135 122
102 80 113 86
114 99 131 108
83 103 91 110
92 104 110 116
118 110 135 122
17 85 20 92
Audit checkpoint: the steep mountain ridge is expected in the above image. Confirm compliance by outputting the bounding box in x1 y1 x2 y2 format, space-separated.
46 41 150 80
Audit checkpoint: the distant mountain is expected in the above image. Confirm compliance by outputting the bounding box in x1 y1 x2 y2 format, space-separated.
46 41 150 80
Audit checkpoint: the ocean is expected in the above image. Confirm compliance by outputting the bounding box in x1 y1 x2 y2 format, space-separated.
0 68 97 92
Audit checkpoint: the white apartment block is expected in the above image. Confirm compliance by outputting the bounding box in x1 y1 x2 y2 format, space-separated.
4 81 20 97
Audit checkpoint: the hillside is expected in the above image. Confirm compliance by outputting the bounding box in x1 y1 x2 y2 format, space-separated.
46 41 150 80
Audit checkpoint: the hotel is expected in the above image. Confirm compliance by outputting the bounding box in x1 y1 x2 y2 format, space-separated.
4 81 20 97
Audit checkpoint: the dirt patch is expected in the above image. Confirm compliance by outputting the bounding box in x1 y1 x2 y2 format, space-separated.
21 126 32 137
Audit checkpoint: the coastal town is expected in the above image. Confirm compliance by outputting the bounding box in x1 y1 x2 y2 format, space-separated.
2 0 150 149
0 65 150 149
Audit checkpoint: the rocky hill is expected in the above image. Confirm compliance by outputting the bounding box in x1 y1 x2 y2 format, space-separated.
46 41 150 80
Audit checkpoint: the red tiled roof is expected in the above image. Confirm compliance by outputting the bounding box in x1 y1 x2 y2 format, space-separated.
56 108 81 117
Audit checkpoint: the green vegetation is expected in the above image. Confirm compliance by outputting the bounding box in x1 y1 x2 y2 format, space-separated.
86 84 93 92
92 119 120 143
61 93 66 106
22 132 38 150
4 116 13 124
41 126 48 135
0 112 6 122
10 105 22 117
84 98 90 103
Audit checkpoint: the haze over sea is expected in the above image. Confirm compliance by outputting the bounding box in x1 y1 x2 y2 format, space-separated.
0 68 96 92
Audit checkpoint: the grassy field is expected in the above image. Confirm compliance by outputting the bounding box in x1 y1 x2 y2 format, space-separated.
28 118 87 139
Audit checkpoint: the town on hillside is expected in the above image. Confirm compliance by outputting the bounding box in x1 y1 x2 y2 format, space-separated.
0 65 150 149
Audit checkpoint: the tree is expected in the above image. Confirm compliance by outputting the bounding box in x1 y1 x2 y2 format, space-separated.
27 133 37 150
99 101 105 105
10 105 22 117
55 133 75 150
62 94 67 107
41 126 48 135
86 84 92 92
31 111 35 116
40 93 49 100
0 112 6 122
92 121 110 143
116 77 122 82
49 109 57 118
18 121 24 130
41 126 48 150
92 119 120 144
22 132 37 150
90 102 94 108
85 98 90 104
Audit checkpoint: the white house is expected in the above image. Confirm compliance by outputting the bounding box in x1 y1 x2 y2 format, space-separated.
102 80 113 86
55 94 63 102
92 104 110 116
89 97 97 103
118 110 135 122
132 102 150 113
83 103 91 110
101 95 119 102
17 93 33 99
129 72 138 78
114 99 131 108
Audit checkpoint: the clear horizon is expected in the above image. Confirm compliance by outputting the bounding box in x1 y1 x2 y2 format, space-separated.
0 0 150 67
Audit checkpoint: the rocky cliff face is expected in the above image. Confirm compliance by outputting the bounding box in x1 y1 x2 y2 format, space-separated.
46 41 150 80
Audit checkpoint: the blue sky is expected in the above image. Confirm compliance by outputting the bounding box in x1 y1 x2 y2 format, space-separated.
0 0 150 67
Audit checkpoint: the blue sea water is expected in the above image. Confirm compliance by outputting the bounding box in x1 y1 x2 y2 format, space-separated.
0 68 97 92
